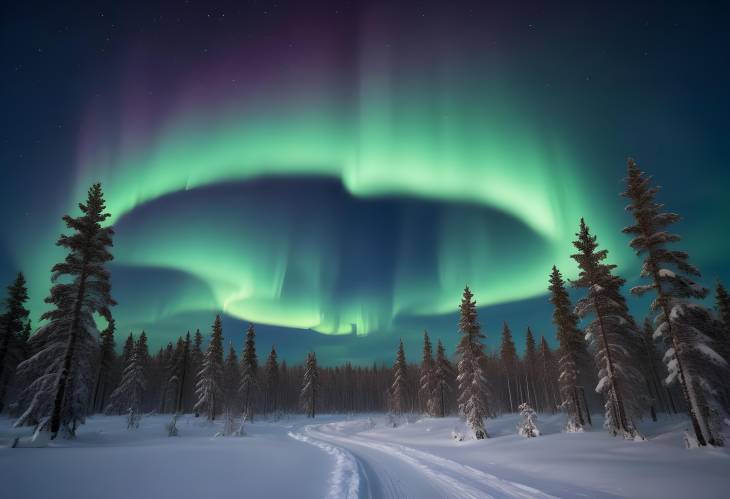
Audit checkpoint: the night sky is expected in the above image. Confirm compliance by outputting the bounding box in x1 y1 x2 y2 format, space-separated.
2 1 729 365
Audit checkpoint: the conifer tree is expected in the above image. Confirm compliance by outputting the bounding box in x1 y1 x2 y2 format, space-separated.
456 286 490 438
264 345 279 413
500 322 518 413
623 159 727 446
223 341 240 413
0 273 30 412
549 266 589 430
106 338 146 427
390 339 408 415
173 332 192 414
194 315 224 421
433 339 453 417
571 218 645 439
92 319 116 412
191 329 203 415
239 323 258 420
524 328 539 410
300 352 319 418
15 184 115 437
419 331 437 415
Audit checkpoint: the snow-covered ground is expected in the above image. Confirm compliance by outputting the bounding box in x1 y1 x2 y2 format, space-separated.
1 412 728 499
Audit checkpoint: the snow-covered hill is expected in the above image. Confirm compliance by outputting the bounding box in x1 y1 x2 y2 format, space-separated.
1 413 728 498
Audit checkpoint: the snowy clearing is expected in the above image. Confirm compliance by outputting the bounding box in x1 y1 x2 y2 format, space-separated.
1 413 729 499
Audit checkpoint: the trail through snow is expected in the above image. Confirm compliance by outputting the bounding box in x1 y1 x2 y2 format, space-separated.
289 419 556 499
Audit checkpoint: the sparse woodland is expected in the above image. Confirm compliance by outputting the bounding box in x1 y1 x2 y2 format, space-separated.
0 160 728 448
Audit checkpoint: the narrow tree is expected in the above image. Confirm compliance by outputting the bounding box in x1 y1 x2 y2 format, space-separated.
500 322 518 413
419 331 437 415
456 286 490 439
223 341 240 413
300 352 319 418
571 218 645 439
264 345 279 414
106 338 146 428
623 159 727 446
15 184 115 438
173 332 191 414
92 319 116 412
239 323 258 420
433 339 453 417
191 329 203 415
523 328 539 411
0 273 30 412
550 265 593 429
194 315 224 421
390 339 408 415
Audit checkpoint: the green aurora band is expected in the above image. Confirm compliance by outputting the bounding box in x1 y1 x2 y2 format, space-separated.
21 40 629 338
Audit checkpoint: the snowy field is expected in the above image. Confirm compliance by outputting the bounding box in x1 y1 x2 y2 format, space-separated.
1 413 729 499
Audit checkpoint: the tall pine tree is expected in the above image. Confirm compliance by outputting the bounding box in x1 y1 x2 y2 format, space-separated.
16 184 115 437
549 266 589 430
571 218 645 439
0 273 30 412
623 159 727 446
500 322 518 412
456 286 490 438
264 345 279 414
106 337 146 428
419 331 437 416
433 339 454 417
239 323 258 420
390 339 408 415
300 352 319 418
194 315 224 421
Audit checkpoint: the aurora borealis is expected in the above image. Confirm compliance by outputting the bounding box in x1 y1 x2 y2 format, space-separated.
2 1 729 363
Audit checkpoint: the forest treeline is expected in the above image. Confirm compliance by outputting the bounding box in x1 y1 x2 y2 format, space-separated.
0 160 728 447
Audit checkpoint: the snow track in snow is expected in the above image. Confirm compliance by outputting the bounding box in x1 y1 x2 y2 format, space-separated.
300 420 557 499
288 427 360 499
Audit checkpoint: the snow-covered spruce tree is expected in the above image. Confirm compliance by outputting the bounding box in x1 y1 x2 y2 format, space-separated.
191 329 203 415
419 331 437 415
517 402 540 438
500 322 518 413
0 272 30 412
223 341 240 413
106 339 146 429
571 218 646 439
136 331 151 410
264 345 279 414
15 184 114 438
390 339 408 416
549 265 590 430
239 323 258 420
622 159 727 446
91 318 116 413
194 315 224 421
300 352 319 418
456 286 490 439
433 339 454 417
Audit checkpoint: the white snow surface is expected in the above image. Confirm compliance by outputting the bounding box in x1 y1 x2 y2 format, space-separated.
1 412 729 499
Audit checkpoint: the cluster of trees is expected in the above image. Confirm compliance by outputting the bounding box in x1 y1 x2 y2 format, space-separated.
0 160 728 448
